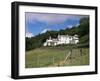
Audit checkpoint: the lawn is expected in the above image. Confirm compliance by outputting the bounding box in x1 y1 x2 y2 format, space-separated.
25 47 89 68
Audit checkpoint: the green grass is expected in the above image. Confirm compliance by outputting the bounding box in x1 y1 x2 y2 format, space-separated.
64 48 89 66
25 47 89 68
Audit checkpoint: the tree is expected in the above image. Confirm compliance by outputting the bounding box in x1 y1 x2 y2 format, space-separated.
26 17 89 51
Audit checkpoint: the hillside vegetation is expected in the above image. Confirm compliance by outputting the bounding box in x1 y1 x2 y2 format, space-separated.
26 17 89 51
25 47 89 68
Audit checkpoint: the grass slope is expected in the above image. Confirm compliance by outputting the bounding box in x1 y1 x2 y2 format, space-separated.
25 47 89 68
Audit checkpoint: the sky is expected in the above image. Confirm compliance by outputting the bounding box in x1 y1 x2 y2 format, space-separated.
25 12 88 37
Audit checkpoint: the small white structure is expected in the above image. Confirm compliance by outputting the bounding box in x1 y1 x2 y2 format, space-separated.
43 34 79 46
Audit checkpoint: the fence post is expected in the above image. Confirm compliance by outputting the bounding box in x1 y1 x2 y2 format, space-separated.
52 56 55 65
80 48 82 56
37 54 39 67
70 49 72 59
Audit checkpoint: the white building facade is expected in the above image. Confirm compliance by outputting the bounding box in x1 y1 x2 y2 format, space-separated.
43 35 79 46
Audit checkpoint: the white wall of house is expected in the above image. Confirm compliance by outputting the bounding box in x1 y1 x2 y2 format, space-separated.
43 35 79 46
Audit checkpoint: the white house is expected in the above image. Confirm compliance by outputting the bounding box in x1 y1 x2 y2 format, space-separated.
43 34 79 46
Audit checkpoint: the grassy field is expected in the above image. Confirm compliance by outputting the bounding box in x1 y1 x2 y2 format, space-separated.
25 47 89 68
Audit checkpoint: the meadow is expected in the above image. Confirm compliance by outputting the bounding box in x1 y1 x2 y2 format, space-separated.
25 46 89 68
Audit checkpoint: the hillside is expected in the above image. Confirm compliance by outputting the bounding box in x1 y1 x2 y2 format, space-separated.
26 17 89 51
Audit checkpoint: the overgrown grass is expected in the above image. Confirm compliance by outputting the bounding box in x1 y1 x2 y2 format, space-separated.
64 48 89 66
25 47 89 68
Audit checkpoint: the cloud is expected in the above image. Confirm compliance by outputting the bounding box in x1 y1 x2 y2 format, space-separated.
26 32 34 38
67 23 80 28
25 13 88 36
40 28 51 34
26 12 88 25
26 13 68 24
67 25 74 28
75 23 80 27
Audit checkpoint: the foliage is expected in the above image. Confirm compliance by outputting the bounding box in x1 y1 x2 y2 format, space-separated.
25 47 89 68
26 17 89 51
